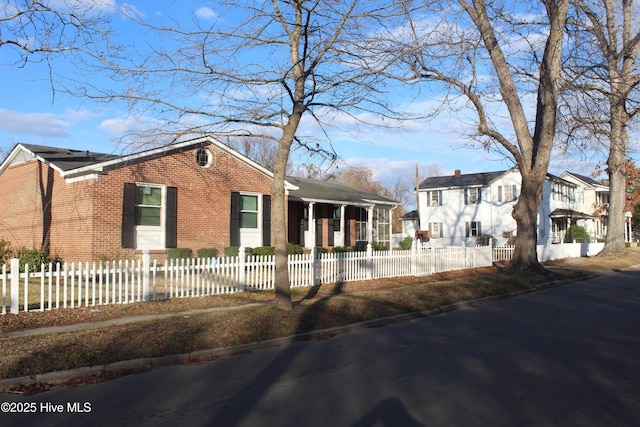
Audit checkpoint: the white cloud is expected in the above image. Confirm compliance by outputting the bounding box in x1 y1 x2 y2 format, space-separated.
195 7 216 20
0 109 71 138
48 0 118 13
120 3 144 19
98 115 161 135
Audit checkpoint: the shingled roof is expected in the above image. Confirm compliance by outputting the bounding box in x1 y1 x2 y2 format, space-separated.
18 144 121 171
563 171 607 188
418 170 509 190
286 176 397 206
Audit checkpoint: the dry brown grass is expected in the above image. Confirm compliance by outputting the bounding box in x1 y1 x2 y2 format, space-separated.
554 246 640 271
1 248 638 389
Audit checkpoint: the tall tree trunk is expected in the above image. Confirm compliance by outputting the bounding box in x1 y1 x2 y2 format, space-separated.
271 139 293 311
602 103 628 255
510 168 546 272
271 107 303 311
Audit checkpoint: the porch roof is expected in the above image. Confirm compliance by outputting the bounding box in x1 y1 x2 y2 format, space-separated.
549 209 595 220
285 176 397 207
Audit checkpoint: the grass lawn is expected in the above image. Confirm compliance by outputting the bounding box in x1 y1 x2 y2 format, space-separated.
1 247 638 393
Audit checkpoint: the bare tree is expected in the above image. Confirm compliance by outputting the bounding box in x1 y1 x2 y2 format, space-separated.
387 0 569 272
74 1 402 310
227 136 293 173
561 0 640 255
330 167 394 198
1 1 112 100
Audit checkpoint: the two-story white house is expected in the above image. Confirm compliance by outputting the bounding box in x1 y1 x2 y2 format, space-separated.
559 172 610 241
401 168 595 246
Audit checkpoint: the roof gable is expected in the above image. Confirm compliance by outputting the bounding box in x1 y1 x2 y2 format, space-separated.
562 171 607 188
1 137 277 183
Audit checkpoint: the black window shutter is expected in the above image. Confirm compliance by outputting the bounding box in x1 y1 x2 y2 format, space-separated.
230 192 240 247
316 218 323 246
165 186 178 248
262 195 271 247
121 183 136 248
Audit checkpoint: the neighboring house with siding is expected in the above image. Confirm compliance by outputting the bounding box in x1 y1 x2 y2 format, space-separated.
0 137 397 261
559 171 611 241
404 168 591 246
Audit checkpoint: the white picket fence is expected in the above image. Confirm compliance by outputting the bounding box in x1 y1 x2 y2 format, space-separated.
1 244 493 315
493 241 606 262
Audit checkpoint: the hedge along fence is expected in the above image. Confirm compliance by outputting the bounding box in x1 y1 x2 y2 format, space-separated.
1 243 494 315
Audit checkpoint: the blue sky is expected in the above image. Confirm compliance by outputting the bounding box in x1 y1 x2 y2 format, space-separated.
0 1 625 188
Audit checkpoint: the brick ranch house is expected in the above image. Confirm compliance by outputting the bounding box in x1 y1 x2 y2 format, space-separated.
0 137 397 261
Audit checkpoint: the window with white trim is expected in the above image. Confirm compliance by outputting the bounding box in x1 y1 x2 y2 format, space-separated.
498 185 518 203
355 207 368 242
374 208 390 247
426 190 442 207
465 188 481 204
195 148 213 167
135 185 163 226
465 221 482 237
429 222 443 238
240 194 259 229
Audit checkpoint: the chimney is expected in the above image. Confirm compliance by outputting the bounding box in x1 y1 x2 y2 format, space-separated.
454 169 461 178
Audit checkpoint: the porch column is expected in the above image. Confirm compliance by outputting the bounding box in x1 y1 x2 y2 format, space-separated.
367 206 374 243
340 205 346 247
389 207 395 248
308 202 316 249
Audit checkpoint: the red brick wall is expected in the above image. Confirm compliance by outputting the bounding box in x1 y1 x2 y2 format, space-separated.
0 160 47 252
0 144 275 262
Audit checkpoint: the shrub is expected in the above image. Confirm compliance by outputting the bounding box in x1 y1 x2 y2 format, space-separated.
476 234 494 246
371 242 389 251
332 246 351 253
353 243 368 252
0 237 12 266
197 248 219 259
224 246 239 257
398 237 413 250
315 246 329 254
19 248 52 272
224 246 253 257
167 248 193 260
565 225 590 243
252 246 275 256
287 243 304 255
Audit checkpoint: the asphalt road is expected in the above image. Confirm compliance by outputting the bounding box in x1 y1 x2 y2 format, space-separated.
2 268 639 427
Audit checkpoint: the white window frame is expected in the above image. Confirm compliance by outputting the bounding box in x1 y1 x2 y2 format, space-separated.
134 183 166 250
466 221 482 237
355 207 368 242
426 190 442 207
238 192 263 247
374 208 390 247
429 222 443 238
465 188 481 205
498 185 518 203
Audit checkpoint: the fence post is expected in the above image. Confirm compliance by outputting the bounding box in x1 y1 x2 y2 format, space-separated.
411 240 417 276
310 246 317 286
238 246 246 292
10 258 19 314
142 250 150 301
366 243 373 280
